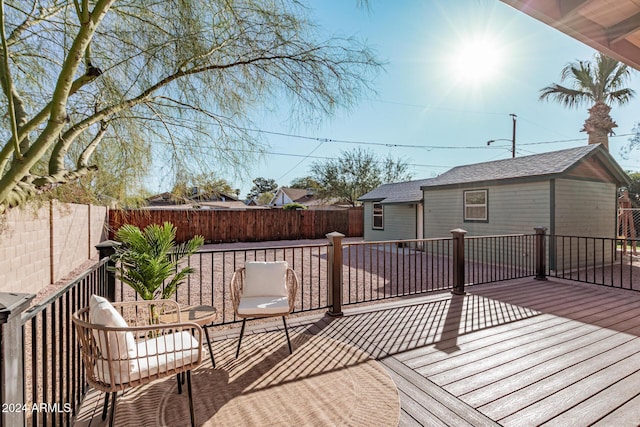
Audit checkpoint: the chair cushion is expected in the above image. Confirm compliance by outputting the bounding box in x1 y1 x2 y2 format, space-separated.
237 296 290 316
97 331 200 385
89 295 137 364
243 261 288 297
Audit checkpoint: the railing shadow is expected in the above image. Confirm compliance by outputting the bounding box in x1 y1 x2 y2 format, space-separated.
471 278 640 338
307 285 542 360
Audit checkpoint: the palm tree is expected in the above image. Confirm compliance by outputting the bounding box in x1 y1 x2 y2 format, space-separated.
539 53 635 150
111 222 204 301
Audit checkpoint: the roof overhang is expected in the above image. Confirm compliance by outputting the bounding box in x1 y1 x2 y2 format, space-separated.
500 0 640 71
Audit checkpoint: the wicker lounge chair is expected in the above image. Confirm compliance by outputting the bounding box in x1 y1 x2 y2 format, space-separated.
72 296 203 427
230 261 298 357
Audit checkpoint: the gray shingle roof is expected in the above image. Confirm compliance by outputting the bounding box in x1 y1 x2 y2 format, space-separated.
360 145 628 204
421 145 616 189
359 178 435 203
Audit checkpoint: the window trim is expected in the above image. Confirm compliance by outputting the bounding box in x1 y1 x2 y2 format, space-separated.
464 189 488 222
372 202 384 229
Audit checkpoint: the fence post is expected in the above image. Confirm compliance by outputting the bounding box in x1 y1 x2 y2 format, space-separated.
96 240 120 301
326 231 345 317
451 228 467 295
0 292 35 427
534 226 548 280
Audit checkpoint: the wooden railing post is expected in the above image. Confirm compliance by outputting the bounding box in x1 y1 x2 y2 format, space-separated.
326 231 345 317
96 240 121 301
0 292 35 427
534 226 548 280
451 228 467 295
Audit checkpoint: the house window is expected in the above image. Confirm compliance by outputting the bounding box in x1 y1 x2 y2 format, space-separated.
464 190 488 222
372 203 384 229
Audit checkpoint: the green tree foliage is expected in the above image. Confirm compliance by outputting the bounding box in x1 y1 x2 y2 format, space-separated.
623 123 640 161
111 222 204 301
171 171 235 201
310 148 412 206
247 177 278 200
539 53 634 150
289 176 322 191
282 202 307 210
0 1 381 213
626 172 640 208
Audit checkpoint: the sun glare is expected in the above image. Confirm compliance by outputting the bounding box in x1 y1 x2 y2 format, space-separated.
449 36 506 85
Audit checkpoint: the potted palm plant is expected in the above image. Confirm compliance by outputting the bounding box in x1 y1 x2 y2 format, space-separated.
111 222 204 301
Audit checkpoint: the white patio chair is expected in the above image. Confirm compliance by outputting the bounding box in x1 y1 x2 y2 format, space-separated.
230 261 298 358
72 295 203 427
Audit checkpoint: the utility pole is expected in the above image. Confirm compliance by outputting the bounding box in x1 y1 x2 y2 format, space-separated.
486 113 518 157
510 113 517 158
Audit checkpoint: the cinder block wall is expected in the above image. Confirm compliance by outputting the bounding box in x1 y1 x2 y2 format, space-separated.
0 201 108 295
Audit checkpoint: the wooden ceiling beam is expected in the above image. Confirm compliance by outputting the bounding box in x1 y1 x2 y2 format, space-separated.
558 0 594 19
608 12 640 44
500 0 640 71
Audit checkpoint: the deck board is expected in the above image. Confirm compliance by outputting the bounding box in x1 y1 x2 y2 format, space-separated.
381 357 499 427
453 328 636 400
592 392 640 427
76 277 640 426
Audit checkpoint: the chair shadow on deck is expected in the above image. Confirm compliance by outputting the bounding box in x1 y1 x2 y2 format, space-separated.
78 331 400 426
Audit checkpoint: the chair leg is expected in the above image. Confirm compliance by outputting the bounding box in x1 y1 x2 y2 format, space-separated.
177 373 182 394
101 392 109 420
187 370 195 427
204 325 216 368
235 318 246 359
108 391 117 427
282 316 292 354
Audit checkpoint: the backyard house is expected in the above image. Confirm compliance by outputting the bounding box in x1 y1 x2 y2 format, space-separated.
360 144 630 241
421 144 629 239
359 179 434 241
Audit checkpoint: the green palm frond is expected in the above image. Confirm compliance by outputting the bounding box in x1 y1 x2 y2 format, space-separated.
541 52 634 108
110 221 204 301
539 84 590 108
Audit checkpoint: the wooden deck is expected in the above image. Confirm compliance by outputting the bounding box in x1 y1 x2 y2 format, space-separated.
284 277 640 426
77 277 640 426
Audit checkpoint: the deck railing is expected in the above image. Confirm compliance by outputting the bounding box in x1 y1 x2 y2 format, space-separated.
339 231 539 306
3 228 639 426
547 234 637 289
1 259 110 427
115 242 331 325
341 238 454 305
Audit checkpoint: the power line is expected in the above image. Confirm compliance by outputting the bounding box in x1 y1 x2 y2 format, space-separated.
153 110 638 151
276 141 325 181
206 122 637 150
148 138 453 169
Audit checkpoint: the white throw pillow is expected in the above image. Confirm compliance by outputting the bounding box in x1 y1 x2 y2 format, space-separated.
89 295 136 364
243 261 288 297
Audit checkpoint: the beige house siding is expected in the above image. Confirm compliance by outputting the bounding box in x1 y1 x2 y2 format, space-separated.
551 179 617 271
423 181 551 238
363 202 417 241
554 179 616 238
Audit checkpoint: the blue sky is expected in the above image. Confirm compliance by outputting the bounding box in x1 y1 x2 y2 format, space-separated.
152 0 640 197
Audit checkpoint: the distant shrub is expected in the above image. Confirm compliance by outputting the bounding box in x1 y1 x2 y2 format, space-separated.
282 203 308 210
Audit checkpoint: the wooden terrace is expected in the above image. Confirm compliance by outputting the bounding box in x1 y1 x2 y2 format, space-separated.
76 276 640 426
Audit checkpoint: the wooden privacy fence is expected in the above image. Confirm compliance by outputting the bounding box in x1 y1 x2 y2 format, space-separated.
109 208 363 243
